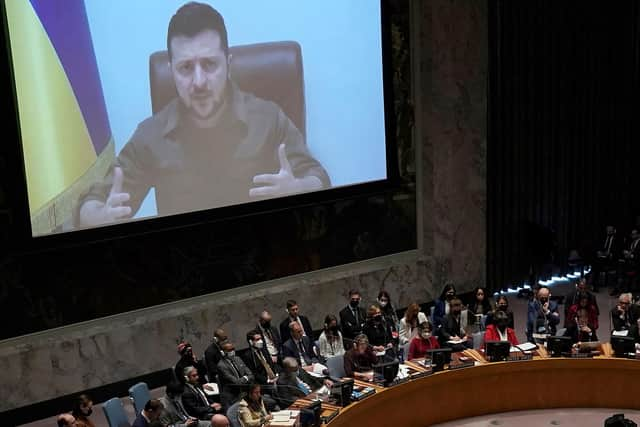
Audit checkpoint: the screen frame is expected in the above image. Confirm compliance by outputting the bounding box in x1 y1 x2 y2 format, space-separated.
1 0 405 255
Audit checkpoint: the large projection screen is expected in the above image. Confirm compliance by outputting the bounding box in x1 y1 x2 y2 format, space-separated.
4 0 388 237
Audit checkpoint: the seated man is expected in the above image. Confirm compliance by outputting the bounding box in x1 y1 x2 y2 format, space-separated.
204 329 227 380
437 298 472 351
526 286 560 342
159 381 211 427
611 293 639 332
484 310 519 346
176 341 209 386
276 357 333 407
408 321 440 360
343 334 378 380
216 341 255 408
182 366 223 420
282 321 318 368
240 329 279 385
77 2 330 228
132 399 164 427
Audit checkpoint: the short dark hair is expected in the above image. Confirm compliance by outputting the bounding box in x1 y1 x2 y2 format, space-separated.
144 398 164 412
246 329 261 343
165 381 184 397
348 289 360 297
167 2 229 59
286 300 298 309
71 394 92 416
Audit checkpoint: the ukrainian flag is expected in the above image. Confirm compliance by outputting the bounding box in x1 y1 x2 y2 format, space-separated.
6 0 115 235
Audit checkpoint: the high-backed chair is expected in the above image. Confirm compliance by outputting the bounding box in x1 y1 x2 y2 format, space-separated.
128 382 151 415
326 354 346 378
149 41 306 137
102 397 131 427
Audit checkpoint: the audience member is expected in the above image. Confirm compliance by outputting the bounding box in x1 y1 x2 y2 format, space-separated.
237 384 273 427
339 289 366 349
204 329 228 379
619 228 640 292
57 413 77 427
377 290 400 330
275 357 332 407
362 304 396 355
407 321 439 360
564 277 599 323
216 341 255 409
433 284 456 329
343 334 378 380
592 225 620 292
159 381 210 427
182 366 222 420
318 314 345 359
239 330 278 386
132 399 164 427
176 341 209 386
71 394 95 427
256 311 281 364
282 321 318 367
611 293 639 331
484 310 519 346
485 295 514 329
564 296 599 343
279 300 313 343
437 298 472 350
526 286 560 342
399 303 428 345
468 286 493 317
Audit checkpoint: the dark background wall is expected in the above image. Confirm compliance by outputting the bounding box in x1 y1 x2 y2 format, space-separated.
488 0 640 290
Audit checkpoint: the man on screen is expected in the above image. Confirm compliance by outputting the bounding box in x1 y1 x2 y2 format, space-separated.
77 2 330 227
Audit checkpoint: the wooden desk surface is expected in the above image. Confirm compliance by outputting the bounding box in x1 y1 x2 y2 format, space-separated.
323 357 640 427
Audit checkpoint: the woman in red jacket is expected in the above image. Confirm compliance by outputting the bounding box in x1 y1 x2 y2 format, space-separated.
408 320 440 360
484 310 519 346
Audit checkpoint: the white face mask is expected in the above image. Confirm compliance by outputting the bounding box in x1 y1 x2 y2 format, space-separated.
253 340 264 349
421 332 431 339
379 300 388 307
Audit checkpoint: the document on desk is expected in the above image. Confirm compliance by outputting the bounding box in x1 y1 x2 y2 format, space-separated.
447 339 465 345
515 342 537 352
612 330 630 337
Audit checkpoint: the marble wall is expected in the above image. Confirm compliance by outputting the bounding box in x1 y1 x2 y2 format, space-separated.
0 0 487 412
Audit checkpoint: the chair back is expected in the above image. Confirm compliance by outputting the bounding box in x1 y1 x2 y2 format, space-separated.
326 354 346 378
128 382 151 415
102 397 131 427
149 41 306 137
227 400 242 427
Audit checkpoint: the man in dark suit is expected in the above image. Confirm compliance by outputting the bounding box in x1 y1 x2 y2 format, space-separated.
437 298 472 351
240 330 279 385
216 341 254 409
175 341 209 386
276 357 333 408
132 399 164 427
256 310 282 364
526 286 560 342
282 321 318 367
182 366 223 420
159 382 210 427
203 329 228 380
339 289 366 350
279 300 313 343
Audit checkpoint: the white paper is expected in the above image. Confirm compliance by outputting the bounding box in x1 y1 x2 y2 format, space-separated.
516 342 538 351
509 346 520 353
203 382 219 395
613 330 630 337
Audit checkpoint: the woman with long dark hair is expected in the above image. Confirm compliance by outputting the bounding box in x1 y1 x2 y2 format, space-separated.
238 384 273 427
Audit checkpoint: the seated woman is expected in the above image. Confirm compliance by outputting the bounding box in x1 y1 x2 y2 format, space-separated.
483 310 519 346
363 304 396 356
318 314 345 359
407 321 440 360
485 295 515 329
399 303 428 345
343 334 378 380
238 384 273 427
564 295 599 343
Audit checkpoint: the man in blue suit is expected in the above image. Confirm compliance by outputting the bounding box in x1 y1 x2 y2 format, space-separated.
526 286 560 342
132 399 164 427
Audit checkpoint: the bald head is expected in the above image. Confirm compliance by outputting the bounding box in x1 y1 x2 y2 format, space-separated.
211 414 230 427
57 413 76 427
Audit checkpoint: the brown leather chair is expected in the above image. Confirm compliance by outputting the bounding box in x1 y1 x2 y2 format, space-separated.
149 41 306 137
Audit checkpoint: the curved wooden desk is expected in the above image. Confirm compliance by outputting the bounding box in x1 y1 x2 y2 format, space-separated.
326 358 640 426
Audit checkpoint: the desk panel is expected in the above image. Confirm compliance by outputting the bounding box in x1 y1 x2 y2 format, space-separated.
326 358 640 426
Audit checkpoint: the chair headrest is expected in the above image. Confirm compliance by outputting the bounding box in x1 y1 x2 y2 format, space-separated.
150 41 306 136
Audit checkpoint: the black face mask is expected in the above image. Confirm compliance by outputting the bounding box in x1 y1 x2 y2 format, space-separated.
496 321 508 330
539 298 548 304
330 325 339 333
373 315 383 323
261 321 271 329
498 305 508 311
349 300 360 308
